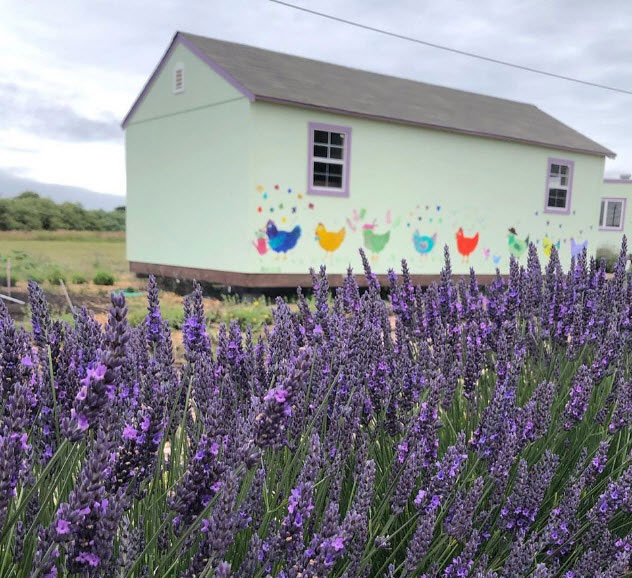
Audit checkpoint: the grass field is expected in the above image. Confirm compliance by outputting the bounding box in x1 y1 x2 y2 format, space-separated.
0 231 274 358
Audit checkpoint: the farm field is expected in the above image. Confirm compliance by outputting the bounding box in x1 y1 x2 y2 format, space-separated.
0 231 273 358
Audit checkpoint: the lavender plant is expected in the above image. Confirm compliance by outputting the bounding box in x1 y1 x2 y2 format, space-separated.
1 240 632 576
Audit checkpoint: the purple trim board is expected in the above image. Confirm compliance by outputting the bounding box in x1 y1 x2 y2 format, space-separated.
599 197 627 232
121 32 254 128
543 157 574 215
307 122 352 198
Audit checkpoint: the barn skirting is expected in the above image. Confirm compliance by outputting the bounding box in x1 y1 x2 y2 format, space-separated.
129 261 502 288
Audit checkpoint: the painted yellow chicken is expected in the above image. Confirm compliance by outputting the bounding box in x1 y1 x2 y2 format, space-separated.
315 223 346 254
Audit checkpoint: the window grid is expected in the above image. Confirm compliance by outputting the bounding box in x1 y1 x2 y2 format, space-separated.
544 158 574 214
599 198 626 231
307 123 351 198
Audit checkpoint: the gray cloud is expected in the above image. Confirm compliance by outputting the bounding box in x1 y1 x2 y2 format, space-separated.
0 81 122 142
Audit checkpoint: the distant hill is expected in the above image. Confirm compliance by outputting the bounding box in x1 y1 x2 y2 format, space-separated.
0 168 125 210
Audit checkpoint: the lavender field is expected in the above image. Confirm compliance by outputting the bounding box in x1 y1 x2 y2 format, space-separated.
2 242 632 577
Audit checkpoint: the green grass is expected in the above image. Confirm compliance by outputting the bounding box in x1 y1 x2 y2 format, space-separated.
0 231 127 285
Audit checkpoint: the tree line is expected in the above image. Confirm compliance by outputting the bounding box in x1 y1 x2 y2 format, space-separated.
0 192 125 231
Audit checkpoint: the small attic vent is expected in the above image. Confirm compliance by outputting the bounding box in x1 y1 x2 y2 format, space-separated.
173 64 184 94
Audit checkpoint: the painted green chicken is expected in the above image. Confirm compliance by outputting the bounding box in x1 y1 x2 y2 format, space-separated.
363 223 390 259
508 227 529 259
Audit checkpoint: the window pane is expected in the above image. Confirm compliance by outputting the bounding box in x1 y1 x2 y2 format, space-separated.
330 132 344 146
560 165 568 175
313 174 327 186
560 176 567 186
606 201 622 227
550 164 560 175
313 162 327 173
329 163 343 176
313 145 328 158
328 175 343 188
314 130 328 144
329 146 343 160
548 188 567 208
600 201 605 226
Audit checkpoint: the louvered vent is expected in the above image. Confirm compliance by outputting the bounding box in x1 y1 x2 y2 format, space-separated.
173 64 184 94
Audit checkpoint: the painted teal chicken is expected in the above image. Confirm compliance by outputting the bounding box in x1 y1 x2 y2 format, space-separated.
508 227 529 259
413 231 437 257
362 223 390 258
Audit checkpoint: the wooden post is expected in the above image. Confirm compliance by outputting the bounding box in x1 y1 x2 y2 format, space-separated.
6 258 10 297
60 279 74 312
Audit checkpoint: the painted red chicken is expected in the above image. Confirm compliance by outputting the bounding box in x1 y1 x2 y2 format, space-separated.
456 227 479 261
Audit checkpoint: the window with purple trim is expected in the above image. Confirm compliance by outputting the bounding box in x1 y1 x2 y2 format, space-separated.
545 159 573 212
599 198 625 230
308 123 351 197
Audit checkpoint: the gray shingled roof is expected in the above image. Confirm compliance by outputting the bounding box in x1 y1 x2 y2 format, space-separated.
169 32 616 157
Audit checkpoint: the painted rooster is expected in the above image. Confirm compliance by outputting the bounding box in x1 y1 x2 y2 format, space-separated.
363 223 390 260
413 231 437 257
266 220 301 256
315 223 346 254
542 236 560 258
570 237 588 258
456 227 479 261
508 227 529 259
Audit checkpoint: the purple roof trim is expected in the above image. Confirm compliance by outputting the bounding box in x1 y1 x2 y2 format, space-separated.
604 178 632 184
307 122 352 198
178 34 255 102
543 157 574 215
121 32 253 128
599 196 627 231
255 95 614 159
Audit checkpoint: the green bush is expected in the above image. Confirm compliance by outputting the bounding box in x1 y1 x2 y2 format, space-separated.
71 273 88 285
93 271 115 286
46 267 67 285
596 245 619 273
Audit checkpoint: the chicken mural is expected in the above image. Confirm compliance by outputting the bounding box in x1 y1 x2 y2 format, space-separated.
315 223 346 256
412 231 437 257
507 227 529 259
362 223 391 260
456 227 479 262
266 220 301 258
570 237 588 258
252 231 267 255
542 236 561 258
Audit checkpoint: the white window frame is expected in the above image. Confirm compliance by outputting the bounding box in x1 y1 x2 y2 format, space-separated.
173 63 184 94
307 122 352 198
599 197 626 231
544 157 574 214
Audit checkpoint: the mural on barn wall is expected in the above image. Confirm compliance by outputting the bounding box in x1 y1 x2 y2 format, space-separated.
251 183 598 273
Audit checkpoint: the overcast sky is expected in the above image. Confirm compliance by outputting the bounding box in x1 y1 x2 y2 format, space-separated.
1 0 631 202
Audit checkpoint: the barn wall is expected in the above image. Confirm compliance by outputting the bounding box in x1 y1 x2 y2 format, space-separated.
245 101 617 276
125 43 252 272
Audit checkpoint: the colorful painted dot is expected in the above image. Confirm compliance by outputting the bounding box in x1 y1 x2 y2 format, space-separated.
274 184 279 190
579 229 583 234
439 218 442 224
534 211 539 216
298 193 303 199
418 217 422 221
292 207 297 214
559 224 562 228
429 218 433 223
263 193 268 199
406 223 410 227
282 217 287 223
287 188 292 193
436 205 441 211
308 203 314 210
270 208 274 212
257 206 262 213
572 210 576 215
256 185 264 192
425 205 429 210
546 221 550 226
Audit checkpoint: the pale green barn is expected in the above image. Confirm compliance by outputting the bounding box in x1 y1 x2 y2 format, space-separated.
123 31 630 286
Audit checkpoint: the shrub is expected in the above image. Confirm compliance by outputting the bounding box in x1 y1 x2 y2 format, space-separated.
71 273 88 284
46 266 67 285
595 245 620 273
3 245 632 577
93 270 115 285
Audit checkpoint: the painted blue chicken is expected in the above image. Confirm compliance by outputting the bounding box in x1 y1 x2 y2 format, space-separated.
266 220 301 254
412 231 437 257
